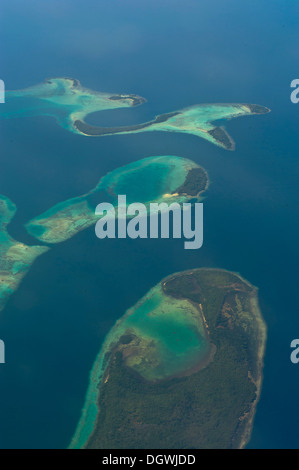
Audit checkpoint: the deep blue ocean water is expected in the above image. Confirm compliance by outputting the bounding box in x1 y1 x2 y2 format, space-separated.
0 0 299 448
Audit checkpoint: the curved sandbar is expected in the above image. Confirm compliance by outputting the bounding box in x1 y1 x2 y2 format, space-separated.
0 77 146 131
25 156 208 244
74 103 270 150
69 268 266 449
0 196 49 312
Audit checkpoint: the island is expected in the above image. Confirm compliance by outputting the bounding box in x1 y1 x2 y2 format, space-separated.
0 156 208 311
0 77 146 132
25 155 208 244
73 102 270 150
69 268 266 449
0 195 49 313
0 77 270 150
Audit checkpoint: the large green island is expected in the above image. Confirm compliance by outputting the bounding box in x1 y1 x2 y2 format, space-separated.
70 268 266 449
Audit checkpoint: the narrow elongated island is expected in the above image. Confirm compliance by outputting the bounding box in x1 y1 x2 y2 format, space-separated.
25 155 208 244
74 102 270 150
0 195 49 312
70 268 266 449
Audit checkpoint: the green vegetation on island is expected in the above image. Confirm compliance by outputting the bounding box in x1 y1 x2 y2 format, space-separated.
0 78 270 150
74 102 270 150
25 156 208 244
0 77 146 133
70 268 266 449
0 156 208 315
0 195 49 313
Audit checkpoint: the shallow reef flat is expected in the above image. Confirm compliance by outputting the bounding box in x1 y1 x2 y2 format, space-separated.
74 102 270 150
0 77 270 150
25 155 208 244
0 77 146 131
70 268 266 449
0 196 49 312
94 283 214 383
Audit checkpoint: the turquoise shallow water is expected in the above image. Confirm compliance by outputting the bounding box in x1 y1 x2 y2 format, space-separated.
101 161 174 203
70 283 210 448
98 156 192 203
106 284 210 381
24 155 197 244
0 77 144 133
121 287 210 378
1 94 77 124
